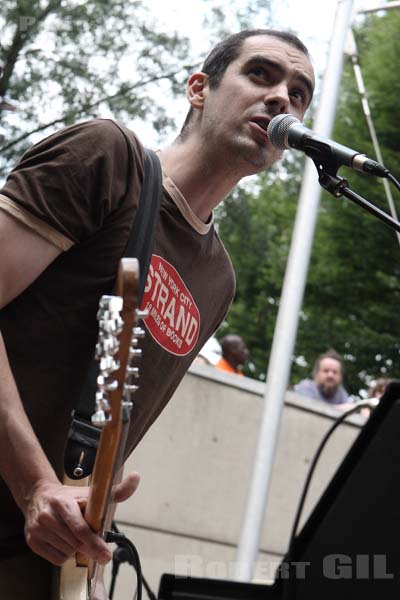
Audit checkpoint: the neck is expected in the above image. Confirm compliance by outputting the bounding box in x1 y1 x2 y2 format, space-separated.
159 135 246 222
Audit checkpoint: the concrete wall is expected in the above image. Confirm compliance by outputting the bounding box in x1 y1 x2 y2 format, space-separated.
105 364 365 598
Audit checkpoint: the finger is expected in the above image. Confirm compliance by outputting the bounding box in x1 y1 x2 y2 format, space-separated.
26 505 103 565
55 498 111 563
26 537 71 567
112 471 140 503
35 528 76 559
41 542 71 566
34 502 82 550
25 508 75 559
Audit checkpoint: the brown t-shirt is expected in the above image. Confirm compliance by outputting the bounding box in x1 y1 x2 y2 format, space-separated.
0 119 235 549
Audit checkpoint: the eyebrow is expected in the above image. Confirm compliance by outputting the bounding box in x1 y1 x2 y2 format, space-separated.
244 55 315 103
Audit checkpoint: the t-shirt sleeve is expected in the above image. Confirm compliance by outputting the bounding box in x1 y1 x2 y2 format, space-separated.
0 119 143 248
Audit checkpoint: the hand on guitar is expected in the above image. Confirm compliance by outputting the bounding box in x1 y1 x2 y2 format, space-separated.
23 471 140 566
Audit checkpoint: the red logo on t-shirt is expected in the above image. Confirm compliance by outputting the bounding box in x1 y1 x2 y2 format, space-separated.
140 255 200 356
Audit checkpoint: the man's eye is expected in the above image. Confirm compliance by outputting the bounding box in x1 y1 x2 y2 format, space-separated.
249 67 267 79
291 89 307 104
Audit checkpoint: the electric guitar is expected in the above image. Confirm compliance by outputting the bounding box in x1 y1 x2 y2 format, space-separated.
58 257 145 599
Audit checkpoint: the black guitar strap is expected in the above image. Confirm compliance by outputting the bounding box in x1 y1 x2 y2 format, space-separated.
126 148 163 305
64 148 162 479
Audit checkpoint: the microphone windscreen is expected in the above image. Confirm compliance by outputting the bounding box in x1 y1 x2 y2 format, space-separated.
267 114 300 149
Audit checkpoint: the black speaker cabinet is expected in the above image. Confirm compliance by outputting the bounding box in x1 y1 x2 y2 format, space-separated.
158 381 400 600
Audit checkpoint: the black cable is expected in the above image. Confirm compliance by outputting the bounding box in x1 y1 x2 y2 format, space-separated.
387 172 400 192
106 530 143 600
107 523 157 600
109 551 120 599
281 400 375 599
140 570 157 600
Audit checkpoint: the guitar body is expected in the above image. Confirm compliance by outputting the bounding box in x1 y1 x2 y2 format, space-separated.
56 259 142 599
55 475 90 600
59 560 88 600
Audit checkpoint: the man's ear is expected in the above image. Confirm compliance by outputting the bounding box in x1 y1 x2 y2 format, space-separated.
186 72 209 110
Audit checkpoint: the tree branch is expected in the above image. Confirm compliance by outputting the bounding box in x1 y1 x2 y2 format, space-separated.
0 64 199 153
0 0 63 98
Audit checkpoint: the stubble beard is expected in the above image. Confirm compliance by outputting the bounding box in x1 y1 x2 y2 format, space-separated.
319 381 338 398
229 130 281 174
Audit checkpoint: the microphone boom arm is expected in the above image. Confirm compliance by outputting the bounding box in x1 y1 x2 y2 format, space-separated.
314 162 400 234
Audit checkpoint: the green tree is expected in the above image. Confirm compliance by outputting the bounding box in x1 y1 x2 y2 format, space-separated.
216 9 400 394
0 0 274 178
295 10 400 394
216 155 305 379
0 0 194 177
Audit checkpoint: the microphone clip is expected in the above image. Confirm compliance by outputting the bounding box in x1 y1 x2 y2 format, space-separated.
308 147 349 198
317 170 349 198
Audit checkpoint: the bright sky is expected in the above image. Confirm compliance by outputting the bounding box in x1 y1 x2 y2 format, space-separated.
133 0 388 144
151 0 387 68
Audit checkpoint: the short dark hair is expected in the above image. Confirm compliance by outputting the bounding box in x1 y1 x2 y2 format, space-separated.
220 334 245 356
313 349 344 377
179 29 310 137
202 29 309 89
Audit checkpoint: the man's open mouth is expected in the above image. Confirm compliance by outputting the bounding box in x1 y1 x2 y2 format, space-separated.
250 118 270 133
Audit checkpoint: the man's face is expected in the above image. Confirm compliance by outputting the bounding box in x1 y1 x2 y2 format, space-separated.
314 358 343 397
200 34 315 173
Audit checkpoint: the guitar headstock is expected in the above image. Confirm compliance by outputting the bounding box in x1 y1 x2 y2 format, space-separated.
91 258 147 428
91 295 123 426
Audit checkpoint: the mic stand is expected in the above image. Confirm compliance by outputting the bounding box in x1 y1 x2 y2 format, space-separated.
314 164 400 234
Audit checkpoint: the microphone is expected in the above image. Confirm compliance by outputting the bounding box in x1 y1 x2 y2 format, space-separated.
267 114 389 178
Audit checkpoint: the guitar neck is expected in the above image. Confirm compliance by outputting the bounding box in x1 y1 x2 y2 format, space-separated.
59 258 142 598
85 258 139 536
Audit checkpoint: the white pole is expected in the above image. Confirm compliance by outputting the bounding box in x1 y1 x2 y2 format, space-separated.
234 0 355 582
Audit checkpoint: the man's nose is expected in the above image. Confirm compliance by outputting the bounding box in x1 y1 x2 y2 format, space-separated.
263 83 290 116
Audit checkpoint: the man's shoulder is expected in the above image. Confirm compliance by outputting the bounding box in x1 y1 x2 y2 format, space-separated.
293 379 316 392
293 379 321 400
0 118 145 246
42 118 143 155
88 118 143 148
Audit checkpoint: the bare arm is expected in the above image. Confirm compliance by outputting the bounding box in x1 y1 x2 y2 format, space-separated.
0 210 62 308
0 211 63 508
0 210 138 566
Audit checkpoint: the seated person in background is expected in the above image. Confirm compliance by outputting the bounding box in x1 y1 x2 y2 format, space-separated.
215 334 248 376
293 349 352 408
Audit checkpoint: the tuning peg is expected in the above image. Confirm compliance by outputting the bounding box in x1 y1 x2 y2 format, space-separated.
132 326 146 338
135 309 149 320
96 308 107 320
114 316 124 335
127 365 140 377
99 356 120 375
101 320 122 334
98 336 119 355
97 375 118 392
100 321 114 334
99 295 123 312
91 391 112 426
124 383 139 394
91 409 110 427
